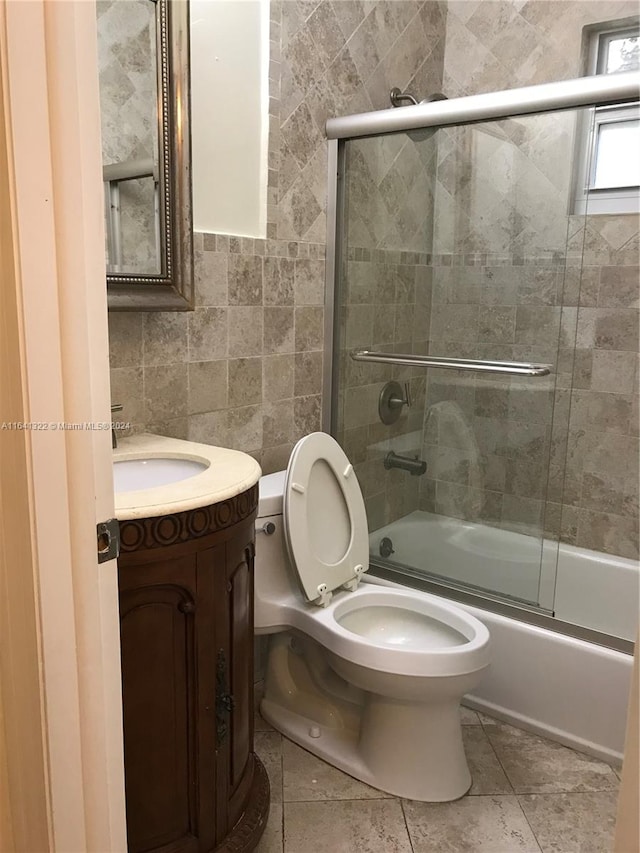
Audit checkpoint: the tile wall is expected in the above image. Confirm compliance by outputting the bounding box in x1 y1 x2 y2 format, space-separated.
108 0 639 559
441 0 638 98
335 3 639 558
419 220 639 560
336 127 442 529
416 0 640 558
108 0 447 473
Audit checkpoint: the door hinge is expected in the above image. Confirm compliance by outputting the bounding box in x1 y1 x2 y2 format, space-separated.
97 518 120 563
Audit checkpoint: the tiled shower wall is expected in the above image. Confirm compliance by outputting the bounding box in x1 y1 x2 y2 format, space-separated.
337 129 442 530
419 218 639 560
339 246 434 531
415 0 639 558
416 111 639 561
336 1 639 557
108 0 447 473
108 0 639 559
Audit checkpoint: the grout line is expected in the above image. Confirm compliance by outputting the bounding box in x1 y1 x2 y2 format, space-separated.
515 794 545 853
283 796 394 805
479 715 517 796
518 789 621 798
280 797 285 853
399 798 416 853
278 730 285 814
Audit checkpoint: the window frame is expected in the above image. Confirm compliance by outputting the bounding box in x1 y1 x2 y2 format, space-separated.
594 26 639 74
572 23 639 216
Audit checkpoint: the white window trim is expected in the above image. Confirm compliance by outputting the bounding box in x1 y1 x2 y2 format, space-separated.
593 26 639 74
572 23 639 216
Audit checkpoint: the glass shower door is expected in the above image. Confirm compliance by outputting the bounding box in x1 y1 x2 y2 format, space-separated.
333 107 592 612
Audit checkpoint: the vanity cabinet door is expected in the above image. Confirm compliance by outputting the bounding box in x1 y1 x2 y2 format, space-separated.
117 486 268 853
119 553 204 853
206 521 256 846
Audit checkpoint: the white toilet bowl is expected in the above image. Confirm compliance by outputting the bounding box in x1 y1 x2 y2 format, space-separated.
254 432 491 801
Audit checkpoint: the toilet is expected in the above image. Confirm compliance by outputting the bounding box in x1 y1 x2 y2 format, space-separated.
254 432 491 802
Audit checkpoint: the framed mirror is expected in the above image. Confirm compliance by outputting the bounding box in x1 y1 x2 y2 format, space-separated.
97 0 193 310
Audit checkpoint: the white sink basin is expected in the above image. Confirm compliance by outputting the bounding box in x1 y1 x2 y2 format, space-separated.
114 456 209 493
113 434 261 520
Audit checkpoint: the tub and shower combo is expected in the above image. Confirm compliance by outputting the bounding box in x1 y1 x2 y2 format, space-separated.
323 70 639 762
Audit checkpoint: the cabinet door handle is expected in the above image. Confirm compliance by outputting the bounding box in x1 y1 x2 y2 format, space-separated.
178 600 195 614
215 648 234 745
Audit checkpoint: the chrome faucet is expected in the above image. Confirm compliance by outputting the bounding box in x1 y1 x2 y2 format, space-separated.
111 403 123 449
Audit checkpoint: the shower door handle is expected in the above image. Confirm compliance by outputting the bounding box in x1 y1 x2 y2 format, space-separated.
351 350 552 377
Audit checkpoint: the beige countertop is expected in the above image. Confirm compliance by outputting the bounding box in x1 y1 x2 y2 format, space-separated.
113 433 261 521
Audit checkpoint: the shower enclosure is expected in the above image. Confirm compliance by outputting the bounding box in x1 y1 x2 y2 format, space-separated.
324 72 639 653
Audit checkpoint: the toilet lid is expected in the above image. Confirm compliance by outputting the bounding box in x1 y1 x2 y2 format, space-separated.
284 432 369 604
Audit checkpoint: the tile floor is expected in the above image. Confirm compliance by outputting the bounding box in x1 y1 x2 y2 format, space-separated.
253 697 621 853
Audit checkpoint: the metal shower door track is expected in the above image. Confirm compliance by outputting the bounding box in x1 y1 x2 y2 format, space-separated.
325 71 640 139
322 70 640 433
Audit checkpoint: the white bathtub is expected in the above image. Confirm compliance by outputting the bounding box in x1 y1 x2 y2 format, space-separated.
369 511 638 762
371 511 639 640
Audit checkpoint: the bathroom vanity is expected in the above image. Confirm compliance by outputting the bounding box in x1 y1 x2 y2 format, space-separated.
114 435 268 853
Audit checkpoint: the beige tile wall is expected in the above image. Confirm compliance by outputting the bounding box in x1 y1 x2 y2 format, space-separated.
334 1 639 558
441 0 639 97
337 247 433 530
417 0 640 558
418 223 639 560
108 0 638 559
553 222 639 559
108 0 447 473
336 128 442 529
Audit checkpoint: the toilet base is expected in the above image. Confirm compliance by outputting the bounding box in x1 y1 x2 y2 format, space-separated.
262 633 474 802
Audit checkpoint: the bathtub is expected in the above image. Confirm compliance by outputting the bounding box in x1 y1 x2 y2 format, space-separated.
368 510 638 762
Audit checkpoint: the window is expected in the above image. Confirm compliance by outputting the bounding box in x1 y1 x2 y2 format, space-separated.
573 24 640 215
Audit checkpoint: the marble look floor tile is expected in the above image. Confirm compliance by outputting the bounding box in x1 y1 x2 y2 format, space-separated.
255 803 283 853
464 725 513 795
483 721 619 794
403 795 542 853
461 703 481 724
518 791 618 853
256 731 283 804
478 710 500 725
282 738 391 802
284 799 412 853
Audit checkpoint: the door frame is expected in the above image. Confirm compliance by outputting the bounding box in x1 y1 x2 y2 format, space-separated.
0 1 126 849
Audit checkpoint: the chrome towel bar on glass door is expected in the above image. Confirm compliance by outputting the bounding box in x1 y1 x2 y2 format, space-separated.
351 350 552 377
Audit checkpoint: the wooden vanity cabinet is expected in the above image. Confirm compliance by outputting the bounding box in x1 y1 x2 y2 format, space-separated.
117 485 269 853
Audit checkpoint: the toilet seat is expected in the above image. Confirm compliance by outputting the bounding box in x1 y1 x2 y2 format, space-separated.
280 585 491 677
284 432 369 605
276 433 490 676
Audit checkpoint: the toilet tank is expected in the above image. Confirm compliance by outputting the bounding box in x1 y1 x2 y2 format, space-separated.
258 470 286 516
255 470 303 632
